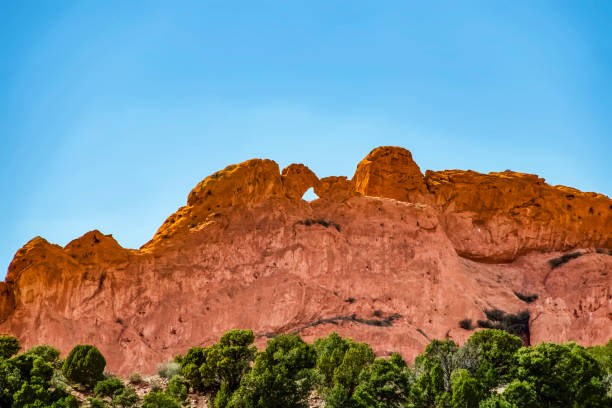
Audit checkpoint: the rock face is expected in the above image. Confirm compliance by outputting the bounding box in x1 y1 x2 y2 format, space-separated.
1 146 610 376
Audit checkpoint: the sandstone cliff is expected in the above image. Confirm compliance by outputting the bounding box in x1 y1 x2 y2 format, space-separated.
1 146 610 375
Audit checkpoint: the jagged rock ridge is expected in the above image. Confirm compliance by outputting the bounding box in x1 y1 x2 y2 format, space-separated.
1 146 610 375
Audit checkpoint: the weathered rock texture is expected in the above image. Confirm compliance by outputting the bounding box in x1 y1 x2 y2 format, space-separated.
1 146 610 376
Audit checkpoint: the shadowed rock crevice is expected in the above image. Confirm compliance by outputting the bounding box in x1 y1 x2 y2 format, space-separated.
258 313 403 339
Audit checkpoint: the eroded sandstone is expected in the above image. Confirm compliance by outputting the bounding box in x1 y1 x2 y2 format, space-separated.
1 146 610 376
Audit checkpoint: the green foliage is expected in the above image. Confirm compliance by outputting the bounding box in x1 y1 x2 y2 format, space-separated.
112 386 139 408
180 346 206 390
0 335 21 360
516 342 608 407
466 329 522 389
0 335 20 359
478 396 515 408
94 376 125 397
166 375 188 404
351 352 412 408
50 395 79 408
157 361 181 379
313 332 350 386
213 381 231 408
26 345 62 368
587 339 612 374
312 332 376 406
228 334 316 408
500 380 536 408
142 390 181 408
450 369 482 408
180 329 256 404
62 344 106 387
31 357 54 384
88 397 108 408
414 339 458 392
12 381 49 408
411 362 447 406
0 358 21 405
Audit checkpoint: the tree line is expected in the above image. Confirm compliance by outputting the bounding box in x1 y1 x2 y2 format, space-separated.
0 328 611 407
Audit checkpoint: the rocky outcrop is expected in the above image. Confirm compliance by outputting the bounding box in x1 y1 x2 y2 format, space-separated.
425 170 611 262
1 146 610 376
352 146 430 204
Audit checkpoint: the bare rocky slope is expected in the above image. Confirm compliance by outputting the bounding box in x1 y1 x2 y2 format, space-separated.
1 146 610 376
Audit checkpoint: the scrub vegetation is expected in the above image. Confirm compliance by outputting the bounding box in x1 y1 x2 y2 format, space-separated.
0 331 610 407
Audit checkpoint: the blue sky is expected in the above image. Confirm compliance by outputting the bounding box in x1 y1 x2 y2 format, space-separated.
1 1 611 280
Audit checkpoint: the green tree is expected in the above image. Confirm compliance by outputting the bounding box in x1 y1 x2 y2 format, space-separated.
516 342 609 407
50 395 79 408
112 386 139 408
450 369 482 408
12 381 49 408
180 329 256 402
351 353 412 408
500 380 536 408
0 358 21 406
228 334 316 408
587 339 612 374
0 335 20 359
313 332 351 386
26 345 62 368
411 362 447 407
312 332 376 407
200 329 257 392
466 330 522 389
415 339 458 393
62 345 106 387
87 397 108 408
30 357 54 385
142 390 181 408
478 396 515 408
180 346 206 391
166 375 188 404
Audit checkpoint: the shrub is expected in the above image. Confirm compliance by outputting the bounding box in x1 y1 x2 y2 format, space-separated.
466 330 522 389
166 375 188 403
516 342 609 406
94 377 125 398
0 335 20 359
112 386 139 408
513 291 538 303
351 353 412 408
459 319 474 330
228 334 316 408
87 397 108 408
549 251 582 268
26 345 61 368
450 369 482 408
128 372 142 385
142 391 181 408
157 361 181 379
62 345 106 387
149 377 162 392
477 309 530 339
181 329 256 399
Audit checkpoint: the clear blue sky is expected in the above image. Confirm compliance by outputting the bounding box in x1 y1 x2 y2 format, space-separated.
1 1 611 280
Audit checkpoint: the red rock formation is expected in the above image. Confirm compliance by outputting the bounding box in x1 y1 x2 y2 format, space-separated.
425 169 611 262
0 146 610 376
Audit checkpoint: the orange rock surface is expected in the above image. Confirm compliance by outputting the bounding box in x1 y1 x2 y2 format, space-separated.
0 146 610 376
